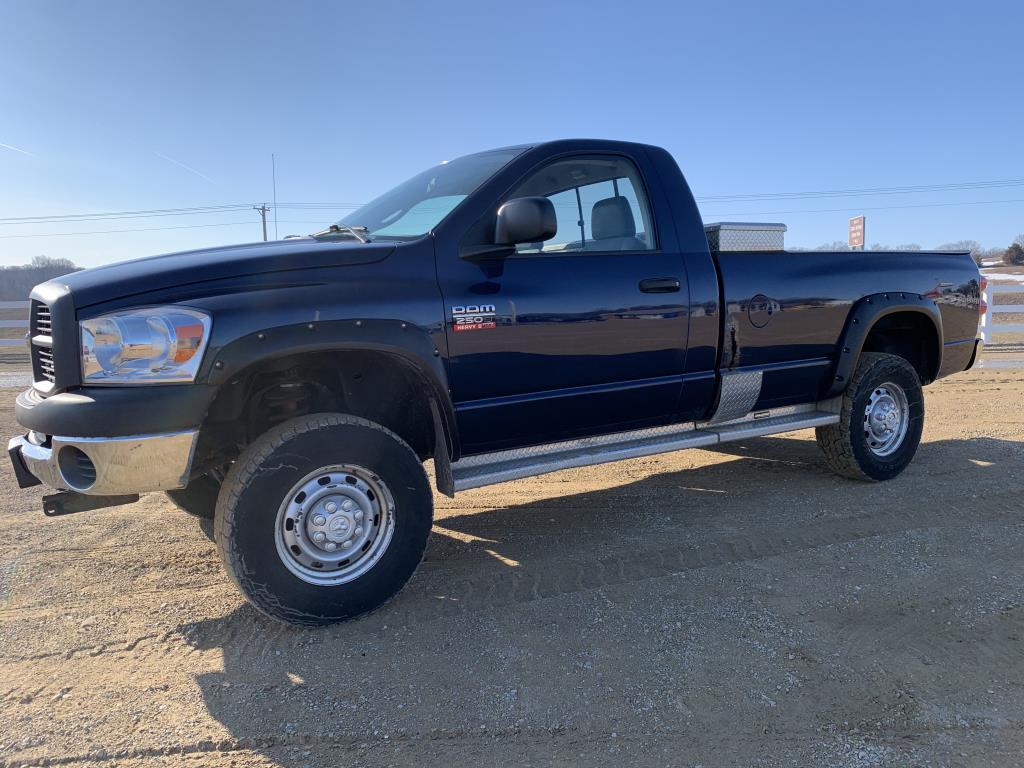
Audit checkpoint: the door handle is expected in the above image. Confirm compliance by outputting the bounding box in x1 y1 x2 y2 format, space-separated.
639 277 681 293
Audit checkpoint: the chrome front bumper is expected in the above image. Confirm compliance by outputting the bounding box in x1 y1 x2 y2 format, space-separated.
8 430 199 495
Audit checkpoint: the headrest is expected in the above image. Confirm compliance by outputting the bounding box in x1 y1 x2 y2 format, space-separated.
591 196 636 240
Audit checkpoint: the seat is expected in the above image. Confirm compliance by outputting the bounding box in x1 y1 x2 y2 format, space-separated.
586 196 645 251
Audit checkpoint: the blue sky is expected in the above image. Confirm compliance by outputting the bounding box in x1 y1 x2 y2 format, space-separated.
1 0 1021 267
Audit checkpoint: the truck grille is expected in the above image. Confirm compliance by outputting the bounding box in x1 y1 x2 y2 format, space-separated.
31 300 57 384
35 303 53 335
37 347 56 381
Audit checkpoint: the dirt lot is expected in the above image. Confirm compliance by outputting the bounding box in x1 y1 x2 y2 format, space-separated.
1 368 1023 768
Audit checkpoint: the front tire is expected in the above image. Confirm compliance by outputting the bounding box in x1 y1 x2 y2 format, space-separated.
816 352 924 481
215 414 432 626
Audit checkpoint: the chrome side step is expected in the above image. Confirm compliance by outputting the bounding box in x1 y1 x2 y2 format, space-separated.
451 401 840 492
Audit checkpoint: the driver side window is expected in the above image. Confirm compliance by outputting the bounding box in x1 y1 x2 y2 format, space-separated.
509 155 655 255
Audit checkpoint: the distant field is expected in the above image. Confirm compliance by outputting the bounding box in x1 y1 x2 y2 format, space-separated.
0 303 29 342
984 264 1024 280
0 349 30 369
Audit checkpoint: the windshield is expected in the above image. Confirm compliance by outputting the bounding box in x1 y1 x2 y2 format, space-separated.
333 149 523 240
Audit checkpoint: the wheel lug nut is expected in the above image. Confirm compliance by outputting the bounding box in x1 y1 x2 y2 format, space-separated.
325 541 337 551
312 515 326 526
354 526 363 536
325 502 338 513
354 511 363 521
313 531 326 543
341 540 352 549
342 500 355 511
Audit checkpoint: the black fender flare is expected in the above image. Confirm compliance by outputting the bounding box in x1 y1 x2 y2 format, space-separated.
199 318 460 493
824 292 943 399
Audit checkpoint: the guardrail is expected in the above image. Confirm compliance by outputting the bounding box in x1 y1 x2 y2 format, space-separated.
981 284 1024 346
0 300 29 347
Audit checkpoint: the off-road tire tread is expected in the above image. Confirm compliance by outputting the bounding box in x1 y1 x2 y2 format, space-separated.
214 413 430 626
815 352 922 481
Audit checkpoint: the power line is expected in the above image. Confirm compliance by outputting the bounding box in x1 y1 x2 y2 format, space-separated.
3 195 1022 239
0 202 361 225
0 204 254 224
3 174 1023 225
0 219 260 237
701 197 1024 217
0 219 339 239
695 177 1024 202
4 196 1022 241
2 174 1023 239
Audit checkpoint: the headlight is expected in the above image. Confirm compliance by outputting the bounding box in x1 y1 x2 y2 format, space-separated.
81 307 211 384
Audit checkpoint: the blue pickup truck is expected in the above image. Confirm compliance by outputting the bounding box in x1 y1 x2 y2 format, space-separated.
8 139 983 625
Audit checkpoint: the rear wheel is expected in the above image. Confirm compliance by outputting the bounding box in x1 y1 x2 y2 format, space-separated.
215 414 433 626
816 352 924 481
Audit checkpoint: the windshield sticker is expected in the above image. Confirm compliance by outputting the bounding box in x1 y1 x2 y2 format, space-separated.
452 304 496 332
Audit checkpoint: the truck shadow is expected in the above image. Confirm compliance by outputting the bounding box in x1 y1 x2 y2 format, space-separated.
177 434 1020 765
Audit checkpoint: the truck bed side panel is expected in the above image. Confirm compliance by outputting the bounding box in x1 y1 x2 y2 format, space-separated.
712 250 979 408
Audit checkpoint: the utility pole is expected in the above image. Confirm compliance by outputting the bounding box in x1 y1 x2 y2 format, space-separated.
253 204 270 241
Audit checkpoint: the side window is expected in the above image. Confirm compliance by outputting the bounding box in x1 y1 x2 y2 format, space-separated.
509 156 656 255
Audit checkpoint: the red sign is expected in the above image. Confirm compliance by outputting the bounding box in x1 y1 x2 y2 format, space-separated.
849 216 866 249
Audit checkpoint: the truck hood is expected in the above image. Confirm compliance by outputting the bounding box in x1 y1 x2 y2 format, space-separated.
48 238 396 309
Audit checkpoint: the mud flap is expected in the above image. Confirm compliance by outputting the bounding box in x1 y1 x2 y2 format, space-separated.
429 399 455 498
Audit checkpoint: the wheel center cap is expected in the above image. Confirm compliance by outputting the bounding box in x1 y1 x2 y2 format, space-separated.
324 511 357 543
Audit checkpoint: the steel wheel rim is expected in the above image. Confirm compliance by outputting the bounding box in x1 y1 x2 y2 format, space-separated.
863 382 910 457
274 464 395 586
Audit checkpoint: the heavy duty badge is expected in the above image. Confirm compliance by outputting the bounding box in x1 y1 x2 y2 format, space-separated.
451 304 497 332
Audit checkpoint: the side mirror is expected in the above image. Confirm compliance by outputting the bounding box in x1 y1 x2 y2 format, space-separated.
459 196 558 261
495 196 557 245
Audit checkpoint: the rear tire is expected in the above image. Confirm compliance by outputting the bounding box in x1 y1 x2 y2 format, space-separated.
816 352 924 481
215 413 433 626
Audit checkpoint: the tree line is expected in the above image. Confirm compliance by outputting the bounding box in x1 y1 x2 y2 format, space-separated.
797 235 1024 266
0 255 80 300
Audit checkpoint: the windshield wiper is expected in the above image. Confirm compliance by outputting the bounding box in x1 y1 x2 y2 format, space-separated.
312 224 371 243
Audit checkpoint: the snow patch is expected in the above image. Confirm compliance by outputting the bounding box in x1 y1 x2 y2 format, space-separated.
981 271 1024 283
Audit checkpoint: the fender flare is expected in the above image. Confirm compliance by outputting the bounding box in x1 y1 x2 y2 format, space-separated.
824 292 943 399
199 318 460 491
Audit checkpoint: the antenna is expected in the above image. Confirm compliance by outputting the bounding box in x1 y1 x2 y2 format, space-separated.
271 153 278 240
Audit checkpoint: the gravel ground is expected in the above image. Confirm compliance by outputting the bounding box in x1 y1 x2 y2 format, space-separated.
1 368 1023 768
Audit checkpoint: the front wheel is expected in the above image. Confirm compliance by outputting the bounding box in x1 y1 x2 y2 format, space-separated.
816 352 924 481
214 414 433 626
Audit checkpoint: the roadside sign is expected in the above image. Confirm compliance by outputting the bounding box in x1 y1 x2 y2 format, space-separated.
849 216 865 250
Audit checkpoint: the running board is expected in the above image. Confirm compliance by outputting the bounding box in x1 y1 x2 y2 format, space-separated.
451 402 840 492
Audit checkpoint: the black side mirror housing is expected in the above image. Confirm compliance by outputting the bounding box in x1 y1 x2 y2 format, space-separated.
495 196 557 246
460 196 557 261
